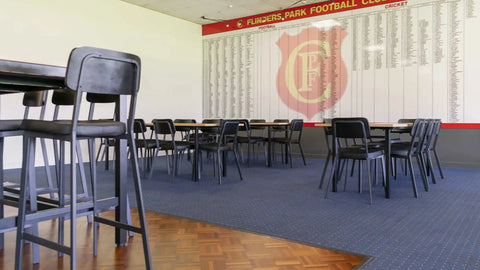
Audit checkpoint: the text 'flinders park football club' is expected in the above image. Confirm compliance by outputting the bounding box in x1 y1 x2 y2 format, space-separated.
202 0 406 35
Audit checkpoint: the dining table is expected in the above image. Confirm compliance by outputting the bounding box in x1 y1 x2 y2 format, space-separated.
314 122 412 199
0 58 130 247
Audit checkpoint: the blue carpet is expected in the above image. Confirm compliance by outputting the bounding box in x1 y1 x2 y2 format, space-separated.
8 156 480 269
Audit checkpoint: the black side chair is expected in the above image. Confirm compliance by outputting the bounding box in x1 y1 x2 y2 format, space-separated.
14 47 151 270
324 118 386 205
391 119 428 198
271 119 306 167
149 119 191 182
199 120 243 184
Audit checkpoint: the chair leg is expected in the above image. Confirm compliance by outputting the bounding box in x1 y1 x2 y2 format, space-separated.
365 159 373 205
381 156 386 187
233 148 243 180
127 134 152 269
172 150 177 182
358 160 362 194
288 144 293 168
298 143 306 166
216 151 222 185
407 157 418 198
148 148 160 181
96 139 104 162
324 155 339 199
433 149 444 179
394 157 398 179
426 151 437 184
416 155 429 192
247 142 251 166
105 142 110 171
319 152 331 189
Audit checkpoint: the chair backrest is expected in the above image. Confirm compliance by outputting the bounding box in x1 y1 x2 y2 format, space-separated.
322 118 333 151
201 119 222 134
22 90 48 120
218 120 239 144
23 91 46 107
409 119 427 155
133 119 147 134
174 119 196 132
249 119 266 135
332 119 368 140
422 119 437 152
273 119 289 130
289 119 303 142
398 118 416 124
410 118 423 136
332 117 371 137
152 119 176 137
431 119 442 148
232 119 250 132
64 46 141 134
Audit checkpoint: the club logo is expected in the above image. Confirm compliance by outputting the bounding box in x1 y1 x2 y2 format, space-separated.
276 26 347 119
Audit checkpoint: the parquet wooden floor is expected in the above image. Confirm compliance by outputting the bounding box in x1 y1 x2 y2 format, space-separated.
0 207 365 269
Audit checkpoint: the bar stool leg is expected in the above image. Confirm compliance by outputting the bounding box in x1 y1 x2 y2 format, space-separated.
127 134 152 269
0 137 4 250
58 141 66 257
15 136 40 269
70 138 78 270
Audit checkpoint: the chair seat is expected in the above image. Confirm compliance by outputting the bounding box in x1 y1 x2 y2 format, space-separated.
161 141 191 150
0 119 23 131
199 142 232 152
21 119 126 137
338 147 384 160
135 139 157 149
391 143 417 157
237 136 263 143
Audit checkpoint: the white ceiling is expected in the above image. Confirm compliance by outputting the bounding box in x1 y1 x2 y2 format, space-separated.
122 0 332 25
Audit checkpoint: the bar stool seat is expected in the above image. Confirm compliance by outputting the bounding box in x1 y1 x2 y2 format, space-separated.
0 120 23 131
21 119 126 137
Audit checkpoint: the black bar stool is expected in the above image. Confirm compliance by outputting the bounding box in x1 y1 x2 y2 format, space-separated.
14 47 152 270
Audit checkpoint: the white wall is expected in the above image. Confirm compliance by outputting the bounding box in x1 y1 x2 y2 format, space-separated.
0 0 203 168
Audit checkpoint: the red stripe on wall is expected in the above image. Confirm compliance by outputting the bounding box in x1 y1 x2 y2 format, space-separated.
303 122 480 129
202 0 407 36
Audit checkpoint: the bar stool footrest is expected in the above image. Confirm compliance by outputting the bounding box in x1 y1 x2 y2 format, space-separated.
94 216 143 234
23 232 72 256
